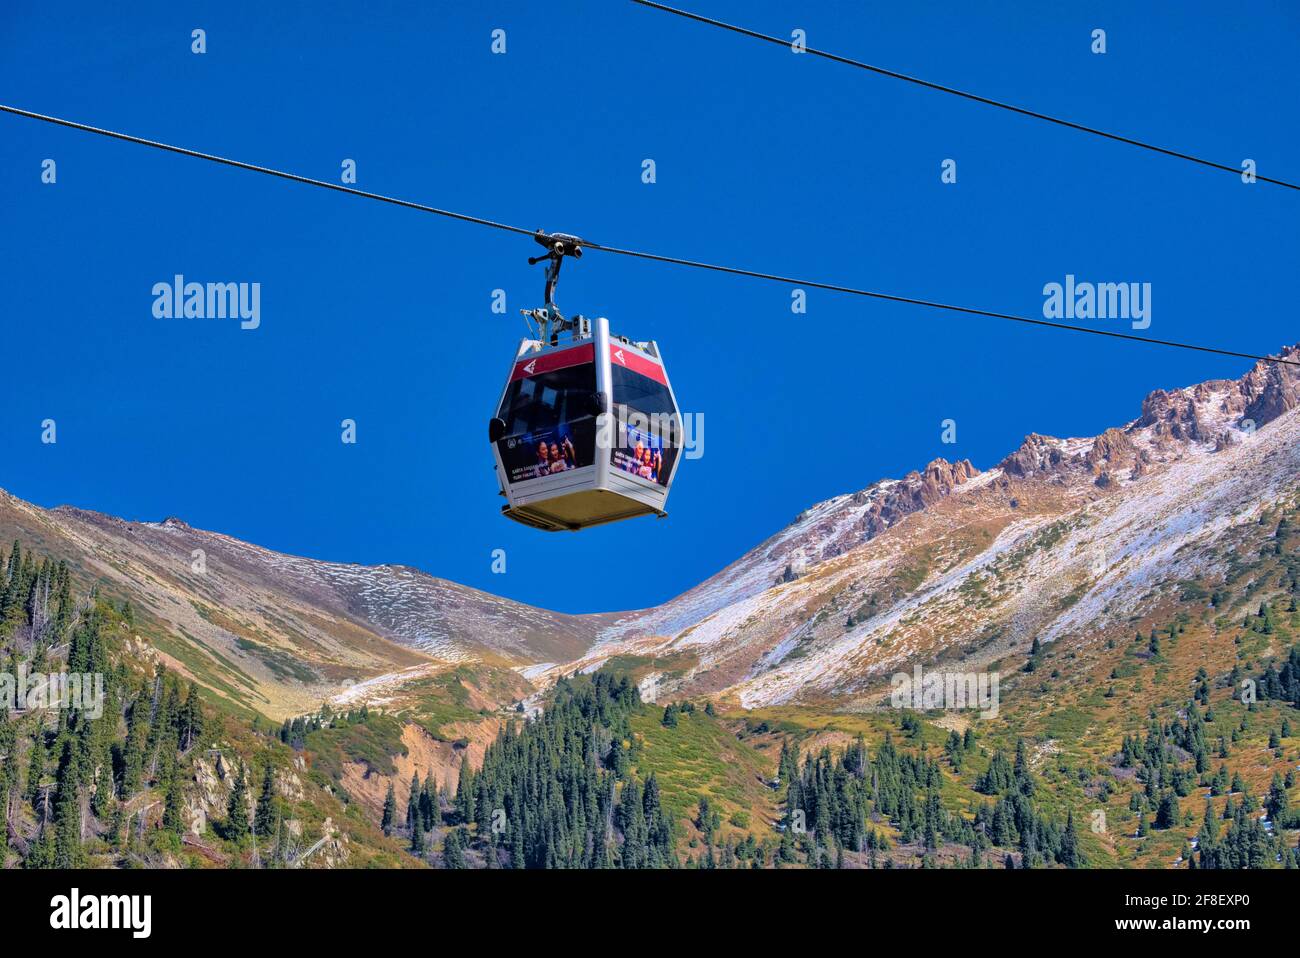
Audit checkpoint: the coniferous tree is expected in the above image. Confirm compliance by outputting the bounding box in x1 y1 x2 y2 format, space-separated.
91 747 115 818
443 827 466 868
51 738 83 868
381 783 396 836
255 763 277 838
162 757 185 837
420 773 437 831
225 762 250 841
454 757 472 823
406 772 420 831
1266 773 1289 822
179 683 203 752
977 750 1015 795
1155 793 1178 830
24 730 46 804
120 687 151 797
410 807 425 853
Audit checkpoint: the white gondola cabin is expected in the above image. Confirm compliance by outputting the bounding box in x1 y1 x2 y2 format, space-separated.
488 315 682 531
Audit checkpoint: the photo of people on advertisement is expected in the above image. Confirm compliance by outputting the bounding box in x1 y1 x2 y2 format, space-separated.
499 422 593 484
612 423 671 487
535 432 578 477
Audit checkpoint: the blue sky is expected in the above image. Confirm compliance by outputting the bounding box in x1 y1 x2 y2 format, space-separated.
2 1 1297 613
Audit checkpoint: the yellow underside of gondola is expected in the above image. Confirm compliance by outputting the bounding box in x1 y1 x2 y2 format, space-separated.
503 489 663 532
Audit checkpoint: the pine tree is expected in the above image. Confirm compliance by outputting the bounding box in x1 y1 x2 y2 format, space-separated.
255 763 276 838
420 773 437 831
91 746 115 817
1059 810 1081 867
381 783 396 836
24 731 46 803
50 738 83 867
1155 793 1178 830
179 683 203 752
454 757 472 823
406 772 420 830
163 758 185 836
409 808 425 853
1266 773 1289 822
443 827 466 868
511 827 525 869
225 762 250 841
120 688 151 796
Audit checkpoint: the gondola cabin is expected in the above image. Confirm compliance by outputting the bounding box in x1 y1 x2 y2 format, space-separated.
488 316 682 531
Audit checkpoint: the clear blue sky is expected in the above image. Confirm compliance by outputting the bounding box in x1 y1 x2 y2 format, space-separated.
2 1 1297 613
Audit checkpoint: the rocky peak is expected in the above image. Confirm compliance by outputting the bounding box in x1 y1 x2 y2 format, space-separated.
1085 427 1137 471
846 458 980 544
1135 343 1300 444
998 434 1069 479
916 458 980 505
995 344 1299 484
1135 384 1220 442
1240 343 1300 429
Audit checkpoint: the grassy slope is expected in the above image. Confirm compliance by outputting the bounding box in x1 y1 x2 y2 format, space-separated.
631 707 779 850
732 498 1300 868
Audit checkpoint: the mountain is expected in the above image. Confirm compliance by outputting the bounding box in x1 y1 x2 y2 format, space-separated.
567 344 1300 708
4 344 1298 718
4 343 1299 871
0 491 613 719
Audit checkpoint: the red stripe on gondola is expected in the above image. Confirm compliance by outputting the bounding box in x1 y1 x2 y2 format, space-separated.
609 344 667 385
509 343 595 381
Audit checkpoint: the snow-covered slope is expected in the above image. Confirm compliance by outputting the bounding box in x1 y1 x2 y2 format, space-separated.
596 458 985 646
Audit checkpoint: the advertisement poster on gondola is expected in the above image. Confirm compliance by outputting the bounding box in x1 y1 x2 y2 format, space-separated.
611 420 675 487
498 419 596 484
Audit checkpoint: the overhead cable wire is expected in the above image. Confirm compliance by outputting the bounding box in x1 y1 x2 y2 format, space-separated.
2 103 1295 367
629 0 1300 192
0 105 536 238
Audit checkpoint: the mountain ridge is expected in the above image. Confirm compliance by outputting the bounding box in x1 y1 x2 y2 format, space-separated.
569 342 1300 705
2 342 1297 717
0 487 614 718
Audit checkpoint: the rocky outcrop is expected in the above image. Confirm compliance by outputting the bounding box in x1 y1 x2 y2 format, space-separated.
185 753 232 837
1129 450 1152 480
1085 428 1136 472
277 757 307 803
996 345 1300 485
853 459 979 540
314 817 351 868
1136 385 1214 443
998 435 1069 479
916 459 980 505
1240 344 1300 428
775 557 807 584
1135 344 1299 446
